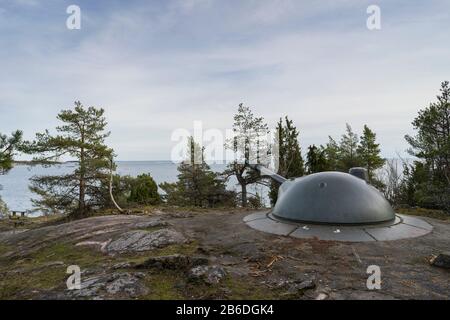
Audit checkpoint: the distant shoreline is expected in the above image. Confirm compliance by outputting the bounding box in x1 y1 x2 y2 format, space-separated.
12 160 237 165
13 160 63 165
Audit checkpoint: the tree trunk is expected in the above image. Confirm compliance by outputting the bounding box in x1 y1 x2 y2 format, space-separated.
79 129 86 216
79 178 85 215
109 159 124 214
241 183 247 207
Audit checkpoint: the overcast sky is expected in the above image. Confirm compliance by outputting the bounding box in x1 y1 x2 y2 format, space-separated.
0 0 449 160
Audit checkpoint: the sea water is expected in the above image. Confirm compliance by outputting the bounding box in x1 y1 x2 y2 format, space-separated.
0 161 269 216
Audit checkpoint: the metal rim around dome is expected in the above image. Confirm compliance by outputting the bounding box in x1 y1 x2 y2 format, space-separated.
243 211 433 242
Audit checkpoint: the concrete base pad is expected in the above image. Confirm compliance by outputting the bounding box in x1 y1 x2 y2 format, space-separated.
244 212 433 242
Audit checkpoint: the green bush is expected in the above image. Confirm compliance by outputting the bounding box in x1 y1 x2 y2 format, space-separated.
248 194 264 209
99 173 161 209
128 174 161 205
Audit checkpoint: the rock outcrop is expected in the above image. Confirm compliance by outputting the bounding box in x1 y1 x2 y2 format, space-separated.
187 265 227 285
430 252 450 269
68 272 148 299
106 229 187 253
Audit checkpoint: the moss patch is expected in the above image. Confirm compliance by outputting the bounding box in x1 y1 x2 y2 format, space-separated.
117 241 200 268
152 241 199 257
397 207 449 221
222 276 280 300
141 272 185 300
31 243 111 267
141 269 280 300
0 265 66 299
0 242 117 299
0 244 11 257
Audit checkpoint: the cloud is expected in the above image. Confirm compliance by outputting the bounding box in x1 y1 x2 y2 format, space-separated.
10 0 39 6
1 0 450 160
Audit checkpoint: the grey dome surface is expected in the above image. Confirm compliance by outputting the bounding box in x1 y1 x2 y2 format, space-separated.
272 172 395 225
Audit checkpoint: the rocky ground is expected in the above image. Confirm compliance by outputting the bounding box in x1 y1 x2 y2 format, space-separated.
0 209 449 300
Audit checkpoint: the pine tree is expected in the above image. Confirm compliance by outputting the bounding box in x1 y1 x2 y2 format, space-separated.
269 117 304 205
0 130 23 174
399 161 428 207
25 101 114 217
404 81 450 211
322 136 340 171
0 130 23 215
357 125 385 182
283 117 305 177
160 137 235 208
338 123 360 171
306 145 327 174
223 103 269 207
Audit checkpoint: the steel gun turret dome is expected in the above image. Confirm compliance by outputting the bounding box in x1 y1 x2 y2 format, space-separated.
245 165 432 242
252 165 395 225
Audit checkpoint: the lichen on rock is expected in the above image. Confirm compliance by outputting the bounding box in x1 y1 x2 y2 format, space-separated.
68 272 148 299
106 229 187 253
188 265 227 285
